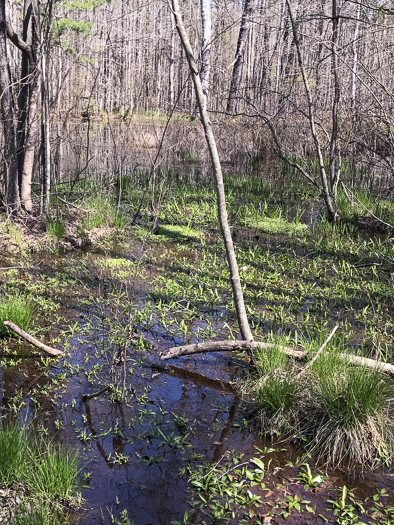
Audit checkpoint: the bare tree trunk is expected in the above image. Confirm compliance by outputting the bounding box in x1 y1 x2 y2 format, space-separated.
329 0 341 198
227 0 254 114
171 0 254 343
0 0 20 213
20 72 41 212
169 11 175 107
41 46 51 214
200 0 211 110
285 0 337 221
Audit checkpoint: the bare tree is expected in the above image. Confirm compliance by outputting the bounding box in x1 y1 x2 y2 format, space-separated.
170 0 254 343
227 0 254 114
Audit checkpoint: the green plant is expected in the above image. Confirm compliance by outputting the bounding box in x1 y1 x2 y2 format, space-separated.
305 349 394 466
28 444 80 502
0 295 35 337
0 421 30 485
249 341 300 434
296 463 324 489
328 486 366 524
45 216 65 239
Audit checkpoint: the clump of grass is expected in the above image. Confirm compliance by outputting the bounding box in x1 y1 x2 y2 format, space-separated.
248 341 300 435
45 216 65 239
304 350 394 467
0 420 81 521
82 196 113 230
82 196 128 230
248 336 394 467
29 445 80 502
10 501 64 525
0 295 35 337
0 422 30 485
113 210 128 229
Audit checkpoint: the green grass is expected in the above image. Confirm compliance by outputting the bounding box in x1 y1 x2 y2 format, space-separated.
239 205 308 236
46 216 65 239
249 341 300 434
0 420 80 520
0 422 30 485
248 334 394 467
82 196 128 230
10 501 64 525
29 445 80 501
304 349 394 466
0 295 35 337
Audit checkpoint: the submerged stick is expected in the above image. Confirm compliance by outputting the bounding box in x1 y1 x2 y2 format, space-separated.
161 338 394 376
3 321 62 357
82 385 111 402
161 340 306 360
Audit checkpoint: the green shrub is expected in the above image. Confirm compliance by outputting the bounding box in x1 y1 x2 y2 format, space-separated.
0 295 35 337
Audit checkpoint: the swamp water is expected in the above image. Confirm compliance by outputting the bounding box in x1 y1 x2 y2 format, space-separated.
1 121 393 523
0 227 393 525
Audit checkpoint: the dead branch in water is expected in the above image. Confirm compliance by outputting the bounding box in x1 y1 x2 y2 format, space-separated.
3 321 62 356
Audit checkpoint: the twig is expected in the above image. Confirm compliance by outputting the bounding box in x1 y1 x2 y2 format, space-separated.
341 182 394 230
0 266 28 271
3 321 62 356
56 196 89 213
296 325 338 378
82 385 111 402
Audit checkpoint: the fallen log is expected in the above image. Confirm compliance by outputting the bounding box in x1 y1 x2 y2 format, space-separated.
161 340 306 360
3 321 62 357
161 339 394 376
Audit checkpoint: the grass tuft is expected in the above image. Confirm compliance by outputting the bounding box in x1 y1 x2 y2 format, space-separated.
0 295 35 338
45 216 65 239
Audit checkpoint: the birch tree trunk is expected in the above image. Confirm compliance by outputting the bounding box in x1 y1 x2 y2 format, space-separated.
170 0 254 343
227 0 254 114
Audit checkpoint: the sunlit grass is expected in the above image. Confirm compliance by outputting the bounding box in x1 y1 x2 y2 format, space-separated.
0 295 35 337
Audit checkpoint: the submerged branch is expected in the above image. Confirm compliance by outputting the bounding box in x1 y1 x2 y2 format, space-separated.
82 386 111 402
3 321 62 357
